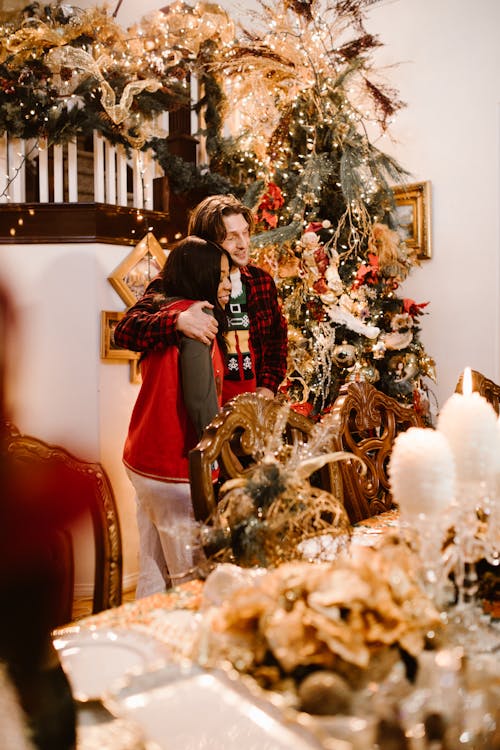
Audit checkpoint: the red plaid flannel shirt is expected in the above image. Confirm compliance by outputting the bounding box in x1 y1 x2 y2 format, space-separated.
113 265 288 394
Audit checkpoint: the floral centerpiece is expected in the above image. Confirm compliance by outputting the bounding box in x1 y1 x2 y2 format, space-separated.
196 540 442 714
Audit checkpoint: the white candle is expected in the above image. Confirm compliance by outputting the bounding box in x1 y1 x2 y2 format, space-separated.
437 367 499 483
389 427 456 521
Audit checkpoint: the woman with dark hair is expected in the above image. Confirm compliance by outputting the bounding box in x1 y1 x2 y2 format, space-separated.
123 237 232 597
114 193 287 402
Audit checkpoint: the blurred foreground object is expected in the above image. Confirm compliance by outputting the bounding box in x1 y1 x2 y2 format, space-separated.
0 280 89 750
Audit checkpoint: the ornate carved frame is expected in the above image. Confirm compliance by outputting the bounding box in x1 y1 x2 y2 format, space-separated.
100 310 140 361
108 231 167 307
393 180 432 260
328 381 423 523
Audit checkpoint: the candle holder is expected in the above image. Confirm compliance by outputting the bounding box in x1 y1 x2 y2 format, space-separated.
389 427 457 609
390 417 499 654
485 477 500 566
433 367 500 653
397 514 455 611
444 478 500 654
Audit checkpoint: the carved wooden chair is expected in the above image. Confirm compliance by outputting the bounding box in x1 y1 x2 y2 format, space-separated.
455 369 500 415
189 393 342 522
3 423 123 624
326 381 424 524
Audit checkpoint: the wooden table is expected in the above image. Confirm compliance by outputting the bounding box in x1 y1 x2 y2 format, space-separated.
52 514 499 750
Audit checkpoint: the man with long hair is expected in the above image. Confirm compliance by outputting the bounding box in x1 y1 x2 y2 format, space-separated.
114 194 288 402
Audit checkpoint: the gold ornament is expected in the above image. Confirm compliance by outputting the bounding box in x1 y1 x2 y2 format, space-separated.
347 359 379 384
332 341 357 367
359 362 380 384
419 354 437 382
388 352 419 383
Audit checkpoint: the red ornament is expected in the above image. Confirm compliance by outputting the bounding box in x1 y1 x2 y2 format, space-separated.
291 401 314 417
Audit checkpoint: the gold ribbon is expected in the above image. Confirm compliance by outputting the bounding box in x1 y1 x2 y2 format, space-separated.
47 47 162 125
46 46 162 146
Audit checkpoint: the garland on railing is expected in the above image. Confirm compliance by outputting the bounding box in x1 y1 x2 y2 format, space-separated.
147 140 239 197
0 2 234 150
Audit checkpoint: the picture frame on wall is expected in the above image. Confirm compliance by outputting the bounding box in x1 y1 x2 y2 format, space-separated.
101 311 140 361
108 232 168 307
393 181 432 260
129 358 142 384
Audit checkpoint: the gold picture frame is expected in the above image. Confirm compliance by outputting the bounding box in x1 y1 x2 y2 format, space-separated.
393 181 432 260
129 358 142 385
101 311 140 361
108 232 167 307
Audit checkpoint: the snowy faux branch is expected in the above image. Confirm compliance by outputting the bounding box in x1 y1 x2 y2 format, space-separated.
326 304 380 340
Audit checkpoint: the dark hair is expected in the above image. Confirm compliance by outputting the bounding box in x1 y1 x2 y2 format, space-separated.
188 194 254 244
161 236 230 350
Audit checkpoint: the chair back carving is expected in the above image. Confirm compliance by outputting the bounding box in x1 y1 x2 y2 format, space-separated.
4 423 122 623
327 381 423 524
189 393 342 522
455 369 500 415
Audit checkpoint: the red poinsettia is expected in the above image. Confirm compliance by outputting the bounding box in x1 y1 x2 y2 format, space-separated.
403 298 429 317
353 253 380 287
255 182 285 228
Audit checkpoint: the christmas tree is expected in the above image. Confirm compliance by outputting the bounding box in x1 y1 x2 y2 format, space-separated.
0 0 436 420
191 0 436 419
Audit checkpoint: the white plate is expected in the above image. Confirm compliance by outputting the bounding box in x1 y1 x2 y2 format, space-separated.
105 663 323 750
53 628 169 701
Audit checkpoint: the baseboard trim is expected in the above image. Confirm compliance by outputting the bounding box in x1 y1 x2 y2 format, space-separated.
74 572 137 600
122 572 138 594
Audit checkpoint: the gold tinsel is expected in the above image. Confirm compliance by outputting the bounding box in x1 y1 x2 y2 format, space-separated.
1 7 128 64
45 47 162 146
201 1 404 168
132 2 235 61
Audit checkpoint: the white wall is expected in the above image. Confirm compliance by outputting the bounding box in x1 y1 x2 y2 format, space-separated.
0 241 140 594
2 0 499 593
365 0 500 406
